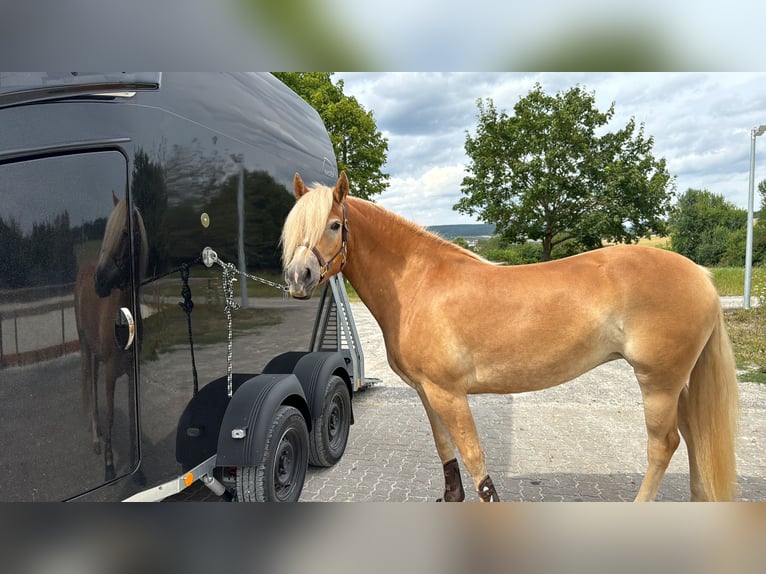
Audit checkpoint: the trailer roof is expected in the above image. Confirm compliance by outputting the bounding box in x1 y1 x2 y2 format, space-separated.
0 72 161 107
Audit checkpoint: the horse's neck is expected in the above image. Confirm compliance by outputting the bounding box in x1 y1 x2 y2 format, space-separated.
341 198 459 330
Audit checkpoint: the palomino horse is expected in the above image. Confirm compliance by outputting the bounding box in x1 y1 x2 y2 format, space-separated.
74 191 147 481
282 172 740 502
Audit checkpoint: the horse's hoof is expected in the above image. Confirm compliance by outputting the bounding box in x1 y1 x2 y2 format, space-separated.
478 475 500 502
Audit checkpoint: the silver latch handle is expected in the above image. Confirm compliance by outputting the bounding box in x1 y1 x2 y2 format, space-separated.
115 306 135 350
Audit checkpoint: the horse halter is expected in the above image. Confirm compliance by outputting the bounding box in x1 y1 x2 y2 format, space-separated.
300 202 348 281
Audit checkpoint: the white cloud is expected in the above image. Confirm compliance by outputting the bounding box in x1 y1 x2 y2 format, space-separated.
377 165 472 227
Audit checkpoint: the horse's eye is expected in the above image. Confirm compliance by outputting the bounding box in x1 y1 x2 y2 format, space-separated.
330 221 341 232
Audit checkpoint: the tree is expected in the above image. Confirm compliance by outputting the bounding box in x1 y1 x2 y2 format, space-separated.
454 84 674 261
669 188 747 266
273 72 389 201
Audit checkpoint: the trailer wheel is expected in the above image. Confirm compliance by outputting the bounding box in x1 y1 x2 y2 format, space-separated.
309 375 351 467
236 405 309 502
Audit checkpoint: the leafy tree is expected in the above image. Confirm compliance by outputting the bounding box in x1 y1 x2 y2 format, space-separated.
132 148 168 276
452 237 470 250
719 225 766 267
669 188 747 266
454 84 674 261
273 72 389 201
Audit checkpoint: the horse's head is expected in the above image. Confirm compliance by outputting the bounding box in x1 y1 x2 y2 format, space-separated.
282 172 349 299
94 191 148 298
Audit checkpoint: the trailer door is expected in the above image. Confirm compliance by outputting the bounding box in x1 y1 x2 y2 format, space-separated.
0 148 141 500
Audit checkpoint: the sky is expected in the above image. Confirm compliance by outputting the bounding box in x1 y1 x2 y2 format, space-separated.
335 73 766 227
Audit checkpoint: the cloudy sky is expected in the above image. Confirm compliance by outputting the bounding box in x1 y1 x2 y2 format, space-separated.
336 73 766 227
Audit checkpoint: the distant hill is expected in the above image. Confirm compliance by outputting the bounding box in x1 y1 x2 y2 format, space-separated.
427 224 495 240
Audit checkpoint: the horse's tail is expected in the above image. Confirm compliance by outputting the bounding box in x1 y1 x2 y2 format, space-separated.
687 306 739 501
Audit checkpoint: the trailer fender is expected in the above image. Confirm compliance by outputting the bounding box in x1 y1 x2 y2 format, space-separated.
262 351 310 376
216 374 310 469
286 352 354 424
175 373 253 472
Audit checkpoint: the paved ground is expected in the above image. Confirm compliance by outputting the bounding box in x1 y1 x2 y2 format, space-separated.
300 302 766 502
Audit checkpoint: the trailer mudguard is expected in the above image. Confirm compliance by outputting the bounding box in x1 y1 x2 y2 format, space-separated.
290 352 354 425
262 351 310 376
216 373 310 469
175 373 253 472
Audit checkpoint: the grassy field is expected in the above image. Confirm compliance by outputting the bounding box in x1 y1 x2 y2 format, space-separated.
726 307 766 384
710 267 766 296
711 267 766 384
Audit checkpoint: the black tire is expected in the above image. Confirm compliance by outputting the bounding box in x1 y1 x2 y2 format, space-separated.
309 375 351 467
236 405 309 502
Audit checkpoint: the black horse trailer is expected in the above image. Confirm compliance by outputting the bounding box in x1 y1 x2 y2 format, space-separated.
0 72 369 501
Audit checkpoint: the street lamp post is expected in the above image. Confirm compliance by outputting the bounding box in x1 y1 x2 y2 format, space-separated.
744 124 766 310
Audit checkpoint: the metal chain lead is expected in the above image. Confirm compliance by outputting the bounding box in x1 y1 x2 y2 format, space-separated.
201 246 289 396
219 261 239 397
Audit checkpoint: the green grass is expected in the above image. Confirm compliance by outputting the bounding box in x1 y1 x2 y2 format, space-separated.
344 279 361 302
726 307 766 384
147 268 287 300
709 267 766 296
141 303 285 361
712 266 766 384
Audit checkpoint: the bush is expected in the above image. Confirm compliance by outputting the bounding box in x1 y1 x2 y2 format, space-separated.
720 224 766 267
669 188 746 265
482 242 543 265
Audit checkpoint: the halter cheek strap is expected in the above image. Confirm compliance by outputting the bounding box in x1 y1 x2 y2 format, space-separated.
301 202 348 281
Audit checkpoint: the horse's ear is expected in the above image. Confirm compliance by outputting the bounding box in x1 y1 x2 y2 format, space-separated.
334 172 349 204
112 190 120 206
293 173 308 200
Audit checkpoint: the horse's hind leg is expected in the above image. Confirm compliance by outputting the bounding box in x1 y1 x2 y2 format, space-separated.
415 388 465 501
420 383 499 502
677 385 706 501
634 377 683 501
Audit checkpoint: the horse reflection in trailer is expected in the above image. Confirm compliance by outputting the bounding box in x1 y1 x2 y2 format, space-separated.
74 192 147 483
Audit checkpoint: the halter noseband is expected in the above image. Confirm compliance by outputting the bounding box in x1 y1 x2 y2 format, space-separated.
300 202 348 281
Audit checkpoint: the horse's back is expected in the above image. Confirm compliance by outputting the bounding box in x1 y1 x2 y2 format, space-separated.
594 245 719 314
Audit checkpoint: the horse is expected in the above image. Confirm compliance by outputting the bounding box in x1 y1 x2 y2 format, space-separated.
74 191 147 481
281 172 740 502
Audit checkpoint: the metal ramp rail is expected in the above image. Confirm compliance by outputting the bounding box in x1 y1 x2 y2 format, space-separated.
310 275 377 390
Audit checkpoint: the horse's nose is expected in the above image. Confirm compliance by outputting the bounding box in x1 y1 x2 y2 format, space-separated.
286 261 317 299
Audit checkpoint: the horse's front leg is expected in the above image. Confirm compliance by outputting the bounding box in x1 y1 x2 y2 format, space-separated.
89 354 101 455
415 388 465 502
421 383 500 502
103 363 117 482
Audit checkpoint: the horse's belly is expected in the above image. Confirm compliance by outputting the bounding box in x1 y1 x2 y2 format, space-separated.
467 334 621 394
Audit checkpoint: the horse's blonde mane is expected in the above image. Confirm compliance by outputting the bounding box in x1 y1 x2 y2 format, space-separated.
100 198 127 261
99 197 149 278
281 182 334 263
